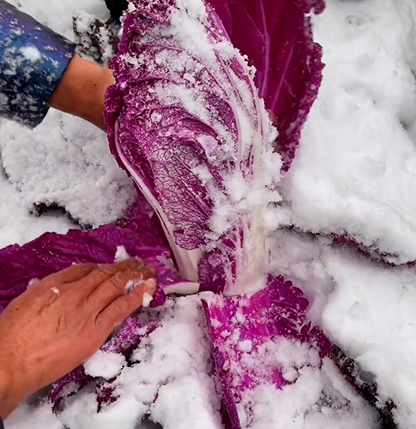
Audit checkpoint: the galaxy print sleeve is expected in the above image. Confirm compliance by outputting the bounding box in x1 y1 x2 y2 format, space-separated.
0 0 76 127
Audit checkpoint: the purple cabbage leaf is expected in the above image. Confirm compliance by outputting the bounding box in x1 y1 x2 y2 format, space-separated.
202 277 331 429
206 0 325 170
0 194 194 313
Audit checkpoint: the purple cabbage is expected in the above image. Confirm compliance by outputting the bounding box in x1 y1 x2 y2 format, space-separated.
0 0 389 426
107 0 311 295
106 0 325 294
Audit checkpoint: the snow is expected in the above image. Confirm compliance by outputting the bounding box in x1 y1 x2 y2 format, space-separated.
321 250 416 428
142 292 153 307
3 0 416 428
83 350 126 380
60 296 221 429
115 246 131 262
19 46 42 61
282 0 416 265
238 358 378 429
0 111 135 229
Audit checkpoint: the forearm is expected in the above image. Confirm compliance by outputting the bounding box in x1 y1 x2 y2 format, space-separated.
0 363 25 420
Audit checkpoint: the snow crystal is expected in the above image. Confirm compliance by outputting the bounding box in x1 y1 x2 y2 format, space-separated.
114 246 130 262
27 278 40 288
238 339 252 352
125 279 146 293
142 292 153 307
83 350 126 380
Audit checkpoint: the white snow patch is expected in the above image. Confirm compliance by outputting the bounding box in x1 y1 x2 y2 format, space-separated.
83 350 126 380
142 292 153 307
114 246 130 262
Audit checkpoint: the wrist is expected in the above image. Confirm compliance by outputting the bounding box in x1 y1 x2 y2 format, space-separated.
49 54 114 130
0 363 18 419
0 354 31 419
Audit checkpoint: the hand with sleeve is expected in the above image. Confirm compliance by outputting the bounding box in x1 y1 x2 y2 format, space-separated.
0 0 115 130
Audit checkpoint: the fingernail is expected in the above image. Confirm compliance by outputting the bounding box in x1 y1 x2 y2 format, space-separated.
144 278 157 293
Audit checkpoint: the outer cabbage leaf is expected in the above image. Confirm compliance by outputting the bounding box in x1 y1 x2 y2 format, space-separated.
0 227 164 310
202 277 331 429
206 0 325 170
202 278 395 429
0 195 197 312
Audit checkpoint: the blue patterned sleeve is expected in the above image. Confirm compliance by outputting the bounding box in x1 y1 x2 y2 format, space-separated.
0 0 76 127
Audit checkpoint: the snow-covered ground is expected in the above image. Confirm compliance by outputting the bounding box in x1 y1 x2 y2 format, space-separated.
3 0 416 428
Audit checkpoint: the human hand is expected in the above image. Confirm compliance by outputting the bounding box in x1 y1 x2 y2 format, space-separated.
0 258 156 418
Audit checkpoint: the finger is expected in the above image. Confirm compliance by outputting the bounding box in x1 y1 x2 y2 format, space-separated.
35 264 98 292
96 278 157 329
64 258 148 297
88 266 156 310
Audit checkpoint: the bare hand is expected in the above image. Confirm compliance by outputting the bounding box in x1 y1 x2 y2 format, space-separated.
0 258 156 418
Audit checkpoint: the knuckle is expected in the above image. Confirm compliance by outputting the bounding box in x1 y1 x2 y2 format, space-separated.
114 258 142 270
95 259 143 278
141 266 157 279
114 298 130 314
107 272 129 289
46 263 97 285
78 264 97 275
64 263 94 277
97 264 117 277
